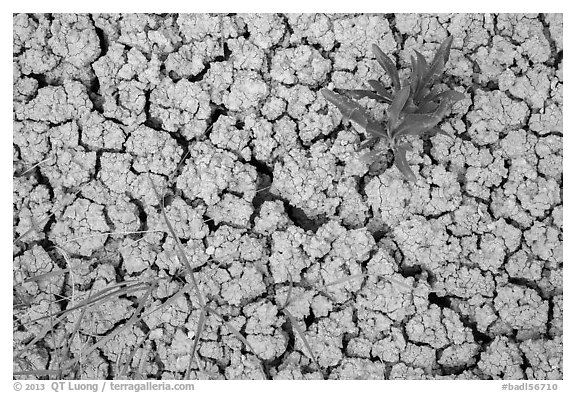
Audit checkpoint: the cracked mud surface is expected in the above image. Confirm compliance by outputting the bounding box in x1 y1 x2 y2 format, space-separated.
13 13 562 380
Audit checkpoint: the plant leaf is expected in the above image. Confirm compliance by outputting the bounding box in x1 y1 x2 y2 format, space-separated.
413 50 429 102
348 89 391 103
366 79 393 102
393 144 417 182
422 36 453 88
372 44 400 92
322 89 387 138
427 126 452 138
392 112 443 138
421 89 466 106
387 86 410 130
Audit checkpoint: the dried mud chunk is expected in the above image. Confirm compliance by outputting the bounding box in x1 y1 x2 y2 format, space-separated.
501 64 552 110
335 177 369 227
253 200 290 235
304 308 356 368
49 198 110 256
406 306 473 349
79 112 126 150
393 215 461 272
357 278 416 322
365 174 414 227
271 144 339 218
529 104 562 135
202 61 234 105
544 13 563 50
227 36 265 71
535 135 562 180
116 48 162 87
14 245 62 298
42 148 96 189
244 301 287 360
287 13 335 51
177 14 243 42
13 121 50 165
13 63 39 102
150 79 210 139
550 294 562 336
106 197 140 233
206 194 253 228
176 142 257 206
14 81 92 123
372 326 405 363
401 343 437 372
434 264 495 298
14 14 59 75
472 36 520 84
270 46 331 87
268 225 311 284
107 80 147 126
225 353 264 379
389 363 426 379
333 14 396 55
466 91 529 146
117 14 180 54
13 180 52 243
523 221 562 268
220 265 266 306
439 342 480 369
241 13 285 50
148 197 208 240
494 284 548 339
505 247 544 282
519 337 562 379
425 166 462 214
497 14 551 63
119 238 158 274
222 70 269 112
478 336 524 379
165 37 223 78
246 115 277 162
515 177 561 219
98 153 136 194
329 358 386 379
209 115 251 160
125 125 182 175
48 14 101 68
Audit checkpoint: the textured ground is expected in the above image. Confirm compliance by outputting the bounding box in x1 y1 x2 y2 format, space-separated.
13 13 562 380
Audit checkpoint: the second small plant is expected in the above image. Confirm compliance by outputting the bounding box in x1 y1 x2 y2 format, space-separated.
322 36 466 181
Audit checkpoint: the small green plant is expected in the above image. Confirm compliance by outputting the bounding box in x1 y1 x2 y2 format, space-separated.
322 36 466 181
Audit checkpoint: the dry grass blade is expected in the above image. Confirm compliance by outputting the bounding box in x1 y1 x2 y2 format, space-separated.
186 306 207 379
148 174 205 308
281 270 319 369
322 273 414 292
24 281 148 324
18 267 71 285
205 306 257 354
118 330 152 378
13 314 67 360
141 282 194 319
14 189 82 244
60 282 155 371
13 369 61 376
283 308 319 369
